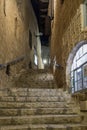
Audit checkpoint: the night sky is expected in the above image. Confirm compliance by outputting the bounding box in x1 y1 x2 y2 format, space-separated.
31 0 49 46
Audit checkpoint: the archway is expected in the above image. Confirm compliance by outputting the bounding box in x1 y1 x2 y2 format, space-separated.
66 40 87 92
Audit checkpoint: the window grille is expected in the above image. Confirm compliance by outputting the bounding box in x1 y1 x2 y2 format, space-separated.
71 44 87 93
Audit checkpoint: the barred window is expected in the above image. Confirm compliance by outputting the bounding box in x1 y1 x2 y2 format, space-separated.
71 44 87 93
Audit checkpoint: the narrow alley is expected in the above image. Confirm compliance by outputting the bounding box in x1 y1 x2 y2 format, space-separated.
0 0 87 130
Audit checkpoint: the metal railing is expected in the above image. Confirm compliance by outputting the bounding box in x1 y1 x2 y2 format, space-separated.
0 55 25 70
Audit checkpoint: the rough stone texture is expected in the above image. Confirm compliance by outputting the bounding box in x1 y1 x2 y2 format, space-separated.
50 0 87 122
50 0 86 88
6 69 57 89
0 0 42 86
0 69 86 129
0 0 28 63
0 124 87 130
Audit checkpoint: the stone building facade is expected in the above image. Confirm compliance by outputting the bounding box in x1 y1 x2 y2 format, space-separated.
51 0 87 88
0 0 43 87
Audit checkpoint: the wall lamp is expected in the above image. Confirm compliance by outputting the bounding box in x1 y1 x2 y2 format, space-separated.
52 56 63 70
55 63 63 69
34 32 43 37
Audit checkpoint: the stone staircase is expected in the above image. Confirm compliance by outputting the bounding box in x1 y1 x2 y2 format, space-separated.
0 69 87 130
7 69 57 89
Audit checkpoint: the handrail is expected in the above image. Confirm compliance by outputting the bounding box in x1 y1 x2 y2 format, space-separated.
52 61 63 69
55 63 63 69
0 55 25 70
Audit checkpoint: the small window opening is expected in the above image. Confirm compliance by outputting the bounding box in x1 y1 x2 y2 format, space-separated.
29 61 32 69
60 0 64 4
29 31 32 50
15 17 18 37
6 65 10 76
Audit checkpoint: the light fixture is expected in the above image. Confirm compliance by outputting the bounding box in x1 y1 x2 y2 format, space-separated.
43 59 48 64
34 32 43 37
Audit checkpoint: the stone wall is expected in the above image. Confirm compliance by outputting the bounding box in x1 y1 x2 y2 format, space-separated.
0 0 27 63
0 0 41 87
51 0 87 88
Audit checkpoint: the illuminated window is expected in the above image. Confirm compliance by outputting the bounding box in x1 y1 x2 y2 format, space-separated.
81 0 87 28
34 55 37 65
71 44 87 93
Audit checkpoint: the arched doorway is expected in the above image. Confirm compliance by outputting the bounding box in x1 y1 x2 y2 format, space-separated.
66 41 87 93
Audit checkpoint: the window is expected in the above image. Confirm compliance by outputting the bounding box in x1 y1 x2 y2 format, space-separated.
15 17 18 37
83 64 87 88
34 47 37 66
34 55 37 65
6 65 10 76
29 31 32 50
81 0 87 28
71 44 87 93
60 0 64 5
48 0 54 20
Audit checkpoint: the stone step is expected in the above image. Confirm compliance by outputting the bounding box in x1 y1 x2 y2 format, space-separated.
12 88 63 93
0 90 10 97
16 96 72 102
0 88 69 97
0 115 82 125
9 75 57 88
0 124 87 130
0 108 79 116
0 93 70 97
0 96 72 102
0 101 76 108
0 96 15 102
20 69 51 74
8 69 56 88
28 91 66 97
14 83 57 89
0 88 64 93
